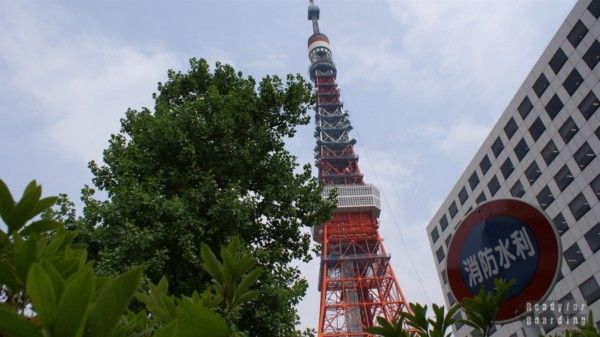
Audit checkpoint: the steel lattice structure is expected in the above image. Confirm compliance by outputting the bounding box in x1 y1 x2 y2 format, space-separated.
306 2 412 336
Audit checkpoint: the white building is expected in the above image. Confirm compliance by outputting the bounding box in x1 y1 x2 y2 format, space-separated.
426 0 600 336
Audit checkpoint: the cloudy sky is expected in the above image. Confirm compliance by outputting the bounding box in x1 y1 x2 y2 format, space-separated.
0 0 576 331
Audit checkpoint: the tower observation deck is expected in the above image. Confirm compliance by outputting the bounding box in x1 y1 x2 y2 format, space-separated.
306 2 412 336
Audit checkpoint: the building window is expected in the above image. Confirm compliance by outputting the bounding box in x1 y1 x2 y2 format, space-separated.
579 91 599 120
488 176 501 196
579 276 600 305
533 73 550 98
559 293 576 316
476 192 486 204
536 186 555 210
589 0 600 18
518 96 534 119
545 94 564 119
549 48 568 74
436 246 445 263
554 165 574 191
504 118 518 139
449 201 458 219
558 117 579 144
569 193 591 221
525 161 541 185
541 139 559 165
563 69 584 96
454 313 464 330
567 20 588 47
441 269 448 284
500 157 514 179
480 155 492 174
564 242 584 270
529 117 546 141
541 310 558 333
469 172 480 190
514 138 530 161
584 223 600 253
510 180 525 198
448 292 456 306
552 213 569 236
491 137 504 158
574 142 596 170
439 215 449 231
458 187 468 205
591 173 600 200
597 126 600 140
431 227 440 243
583 40 600 69
445 235 452 248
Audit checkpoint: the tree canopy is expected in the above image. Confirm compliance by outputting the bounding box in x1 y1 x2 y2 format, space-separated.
60 59 334 337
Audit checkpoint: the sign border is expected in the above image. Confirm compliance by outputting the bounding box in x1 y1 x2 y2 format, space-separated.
446 198 561 323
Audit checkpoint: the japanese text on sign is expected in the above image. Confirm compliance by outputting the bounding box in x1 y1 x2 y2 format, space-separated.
463 228 536 287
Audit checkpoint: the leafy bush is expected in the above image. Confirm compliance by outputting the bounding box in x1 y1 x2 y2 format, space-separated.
366 278 600 337
0 179 261 337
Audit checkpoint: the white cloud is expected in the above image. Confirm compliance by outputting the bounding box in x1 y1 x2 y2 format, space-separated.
1 1 180 164
411 119 493 163
248 51 288 71
333 0 571 121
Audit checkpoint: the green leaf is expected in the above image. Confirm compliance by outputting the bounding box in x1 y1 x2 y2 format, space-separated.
235 289 259 307
136 277 178 324
177 302 228 337
26 263 57 326
44 230 78 257
0 230 10 255
20 219 61 236
200 243 224 284
0 179 15 229
10 181 42 233
0 259 19 291
153 321 179 337
15 235 38 282
40 261 65 299
53 267 95 337
0 305 43 337
236 268 261 294
87 267 143 337
31 196 58 217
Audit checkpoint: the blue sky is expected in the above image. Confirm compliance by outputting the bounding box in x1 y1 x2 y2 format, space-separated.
0 0 576 331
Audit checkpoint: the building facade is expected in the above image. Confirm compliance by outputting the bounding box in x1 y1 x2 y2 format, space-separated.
426 0 600 336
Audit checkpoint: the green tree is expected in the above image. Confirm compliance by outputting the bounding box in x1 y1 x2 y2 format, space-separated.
60 58 334 337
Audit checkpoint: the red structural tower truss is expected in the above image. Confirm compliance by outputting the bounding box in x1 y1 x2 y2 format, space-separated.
306 2 412 336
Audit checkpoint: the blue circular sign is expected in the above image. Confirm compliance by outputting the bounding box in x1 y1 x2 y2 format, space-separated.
459 216 539 298
446 199 561 322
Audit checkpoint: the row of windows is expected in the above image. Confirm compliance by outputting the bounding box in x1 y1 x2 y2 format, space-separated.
502 92 596 167
520 38 598 123
431 121 600 246
532 41 597 109
434 176 598 262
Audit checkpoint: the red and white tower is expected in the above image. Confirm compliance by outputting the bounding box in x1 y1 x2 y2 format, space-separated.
306 2 412 336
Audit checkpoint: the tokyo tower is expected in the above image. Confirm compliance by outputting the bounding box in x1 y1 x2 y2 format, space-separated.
306 1 412 336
